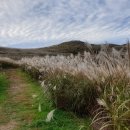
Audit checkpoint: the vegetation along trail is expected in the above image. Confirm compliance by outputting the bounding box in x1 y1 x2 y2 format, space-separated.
0 69 89 130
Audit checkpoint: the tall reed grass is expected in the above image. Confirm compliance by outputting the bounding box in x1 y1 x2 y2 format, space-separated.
19 48 130 129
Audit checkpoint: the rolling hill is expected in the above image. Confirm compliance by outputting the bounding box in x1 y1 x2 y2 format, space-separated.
0 40 127 59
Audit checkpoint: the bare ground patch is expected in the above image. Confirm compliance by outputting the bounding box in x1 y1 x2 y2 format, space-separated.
0 69 35 130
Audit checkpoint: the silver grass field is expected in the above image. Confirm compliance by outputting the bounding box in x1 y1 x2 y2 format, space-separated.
0 47 130 130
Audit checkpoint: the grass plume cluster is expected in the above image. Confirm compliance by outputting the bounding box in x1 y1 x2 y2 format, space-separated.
19 48 130 129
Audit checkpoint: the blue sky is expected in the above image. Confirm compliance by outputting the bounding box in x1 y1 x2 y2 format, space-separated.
0 0 130 48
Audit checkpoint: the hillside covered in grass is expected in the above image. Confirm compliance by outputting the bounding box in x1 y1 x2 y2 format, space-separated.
0 40 127 59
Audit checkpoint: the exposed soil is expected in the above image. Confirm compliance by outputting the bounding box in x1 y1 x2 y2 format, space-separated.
0 121 17 130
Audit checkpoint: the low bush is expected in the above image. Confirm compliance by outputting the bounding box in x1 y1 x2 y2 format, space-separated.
0 57 19 69
43 70 98 115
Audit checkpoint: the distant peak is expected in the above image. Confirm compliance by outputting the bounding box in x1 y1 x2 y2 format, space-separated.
59 40 86 46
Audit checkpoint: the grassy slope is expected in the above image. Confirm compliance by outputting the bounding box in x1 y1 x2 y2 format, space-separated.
0 69 91 130
0 40 126 59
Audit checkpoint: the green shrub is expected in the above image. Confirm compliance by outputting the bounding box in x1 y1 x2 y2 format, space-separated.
43 70 98 115
0 60 19 69
22 65 41 80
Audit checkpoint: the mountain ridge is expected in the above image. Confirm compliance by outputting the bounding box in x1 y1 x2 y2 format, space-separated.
0 40 127 59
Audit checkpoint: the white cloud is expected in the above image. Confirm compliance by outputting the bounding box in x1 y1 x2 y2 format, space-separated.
0 0 130 47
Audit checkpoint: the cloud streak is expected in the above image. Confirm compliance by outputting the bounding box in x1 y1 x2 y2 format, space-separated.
0 0 130 48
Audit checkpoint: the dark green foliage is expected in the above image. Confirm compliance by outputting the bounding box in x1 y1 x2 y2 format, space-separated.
21 66 41 80
0 61 19 69
45 71 98 115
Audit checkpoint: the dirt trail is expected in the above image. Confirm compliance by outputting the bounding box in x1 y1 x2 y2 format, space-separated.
0 121 17 130
0 69 34 130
